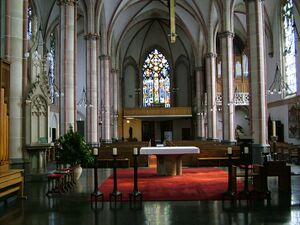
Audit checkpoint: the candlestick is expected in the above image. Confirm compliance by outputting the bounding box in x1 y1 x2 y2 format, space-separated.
93 148 98 156
272 120 276 137
244 147 249 154
133 147 138 155
227 147 232 155
113 148 117 156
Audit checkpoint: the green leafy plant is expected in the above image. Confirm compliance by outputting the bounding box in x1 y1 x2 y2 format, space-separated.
57 128 93 167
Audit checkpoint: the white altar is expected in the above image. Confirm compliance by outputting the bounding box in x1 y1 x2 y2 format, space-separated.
140 146 200 176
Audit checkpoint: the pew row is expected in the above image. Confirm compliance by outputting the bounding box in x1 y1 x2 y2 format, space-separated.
0 169 26 200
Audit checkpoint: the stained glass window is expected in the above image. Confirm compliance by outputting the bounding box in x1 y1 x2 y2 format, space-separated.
282 0 297 96
49 32 56 103
27 6 33 40
142 49 170 108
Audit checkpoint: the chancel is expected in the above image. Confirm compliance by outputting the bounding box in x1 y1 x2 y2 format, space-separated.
0 0 300 224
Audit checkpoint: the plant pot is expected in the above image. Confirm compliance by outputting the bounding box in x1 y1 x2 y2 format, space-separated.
73 165 83 180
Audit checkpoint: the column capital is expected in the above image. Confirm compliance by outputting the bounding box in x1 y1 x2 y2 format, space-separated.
57 0 78 6
99 54 110 60
84 33 100 40
205 52 217 58
218 31 234 39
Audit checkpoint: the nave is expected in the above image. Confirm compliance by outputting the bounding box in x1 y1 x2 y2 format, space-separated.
1 164 300 225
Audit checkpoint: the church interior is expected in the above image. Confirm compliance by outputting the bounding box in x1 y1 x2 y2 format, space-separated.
0 0 300 224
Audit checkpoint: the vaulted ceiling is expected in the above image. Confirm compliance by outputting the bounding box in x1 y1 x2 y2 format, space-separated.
31 0 293 67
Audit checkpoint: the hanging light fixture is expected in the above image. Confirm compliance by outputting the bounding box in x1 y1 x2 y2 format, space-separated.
77 88 93 108
267 65 291 95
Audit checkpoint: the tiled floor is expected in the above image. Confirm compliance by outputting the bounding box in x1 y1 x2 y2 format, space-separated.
0 164 300 225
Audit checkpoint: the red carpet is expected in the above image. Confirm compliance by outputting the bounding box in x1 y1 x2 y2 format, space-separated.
99 168 245 201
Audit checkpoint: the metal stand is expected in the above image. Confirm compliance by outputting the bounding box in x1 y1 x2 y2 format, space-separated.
263 152 271 203
91 156 103 208
222 153 236 202
129 153 142 207
109 154 122 207
239 152 250 200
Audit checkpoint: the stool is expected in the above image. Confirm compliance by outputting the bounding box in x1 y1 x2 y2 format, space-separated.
46 173 64 196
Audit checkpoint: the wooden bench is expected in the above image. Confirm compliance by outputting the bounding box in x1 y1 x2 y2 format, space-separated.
197 156 240 167
173 140 241 167
97 158 130 168
273 142 300 164
0 169 26 201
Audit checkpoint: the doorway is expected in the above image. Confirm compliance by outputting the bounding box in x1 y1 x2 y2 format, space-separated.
142 121 155 145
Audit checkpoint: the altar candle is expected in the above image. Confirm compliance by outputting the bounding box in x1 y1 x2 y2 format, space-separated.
113 148 117 156
133 147 138 155
93 148 98 156
227 147 232 155
272 120 276 137
244 147 249 154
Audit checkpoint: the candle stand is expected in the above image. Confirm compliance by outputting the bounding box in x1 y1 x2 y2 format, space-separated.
222 152 236 202
271 136 278 160
109 153 122 207
239 150 250 201
129 152 142 207
91 148 103 208
262 150 271 203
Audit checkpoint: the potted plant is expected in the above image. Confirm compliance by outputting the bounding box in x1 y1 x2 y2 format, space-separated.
56 127 93 180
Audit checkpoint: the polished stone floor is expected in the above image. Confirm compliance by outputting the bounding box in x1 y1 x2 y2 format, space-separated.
0 165 300 225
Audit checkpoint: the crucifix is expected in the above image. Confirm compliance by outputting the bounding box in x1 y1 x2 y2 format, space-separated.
169 0 177 43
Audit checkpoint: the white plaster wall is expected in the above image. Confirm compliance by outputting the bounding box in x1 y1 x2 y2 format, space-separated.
175 62 189 106
172 118 192 140
123 65 136 108
266 4 300 145
269 106 300 145
76 31 86 120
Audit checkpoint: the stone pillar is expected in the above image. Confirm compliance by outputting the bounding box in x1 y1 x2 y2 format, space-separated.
85 33 99 143
4 0 10 59
205 53 217 141
111 69 119 141
195 66 205 139
8 0 23 160
246 0 268 163
99 55 111 142
58 0 77 133
219 31 235 143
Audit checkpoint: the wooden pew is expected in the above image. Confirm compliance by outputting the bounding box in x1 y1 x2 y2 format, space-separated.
0 60 25 201
173 140 240 167
273 142 300 164
97 143 149 168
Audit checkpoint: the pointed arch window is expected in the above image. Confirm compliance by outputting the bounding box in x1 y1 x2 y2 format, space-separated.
49 32 56 103
27 5 33 40
282 0 297 96
142 49 171 108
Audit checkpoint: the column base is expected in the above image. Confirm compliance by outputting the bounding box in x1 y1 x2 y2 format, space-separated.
10 158 31 170
101 139 112 144
252 144 271 165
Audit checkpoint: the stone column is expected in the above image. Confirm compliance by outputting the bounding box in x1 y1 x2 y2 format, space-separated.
85 33 99 143
4 0 10 59
111 69 119 141
205 53 217 141
99 55 111 142
58 0 77 133
8 0 23 160
195 66 205 139
246 0 268 163
219 31 235 143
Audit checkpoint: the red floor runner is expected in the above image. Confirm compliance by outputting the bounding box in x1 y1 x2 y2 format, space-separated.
99 167 244 201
